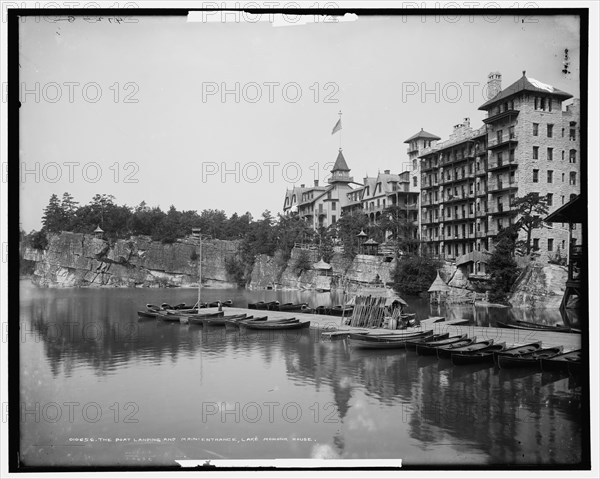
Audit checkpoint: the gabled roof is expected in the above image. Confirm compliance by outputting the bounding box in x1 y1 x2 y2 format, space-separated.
313 259 332 270
331 149 350 172
404 128 441 143
478 72 572 110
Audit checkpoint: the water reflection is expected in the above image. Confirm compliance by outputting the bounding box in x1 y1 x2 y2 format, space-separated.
19 281 582 466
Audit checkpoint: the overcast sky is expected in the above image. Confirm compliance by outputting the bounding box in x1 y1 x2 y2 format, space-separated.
19 12 581 232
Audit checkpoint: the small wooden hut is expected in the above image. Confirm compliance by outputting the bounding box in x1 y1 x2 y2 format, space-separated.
428 271 449 304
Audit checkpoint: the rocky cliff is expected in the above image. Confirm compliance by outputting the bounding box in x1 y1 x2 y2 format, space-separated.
508 262 568 309
23 232 241 288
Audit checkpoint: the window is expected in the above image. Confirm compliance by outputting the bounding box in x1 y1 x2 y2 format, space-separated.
547 124 553 138
548 238 554 252
332 202 336 211
497 130 503 143
569 172 577 185
547 148 553 161
569 123 576 141
562 150 565 161
547 170 553 183
569 149 577 163
533 123 539 136
562 127 565 137
509 126 515 139
562 172 565 182
532 238 539 251
533 169 539 183
547 193 553 207
412 159 417 169
331 215 336 224
561 195 565 205
413 176 417 187
533 146 539 159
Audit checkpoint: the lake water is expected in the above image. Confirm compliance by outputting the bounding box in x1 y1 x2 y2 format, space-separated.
18 280 583 467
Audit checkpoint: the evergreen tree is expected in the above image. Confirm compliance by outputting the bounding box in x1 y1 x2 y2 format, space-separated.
488 226 520 303
512 193 549 255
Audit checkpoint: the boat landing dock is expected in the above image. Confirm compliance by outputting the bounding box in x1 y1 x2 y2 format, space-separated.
215 308 582 352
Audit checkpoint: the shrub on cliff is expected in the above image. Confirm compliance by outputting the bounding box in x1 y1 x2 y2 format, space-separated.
28 230 48 250
295 250 313 272
392 254 440 296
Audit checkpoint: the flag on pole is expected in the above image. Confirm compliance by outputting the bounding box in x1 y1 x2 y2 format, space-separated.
331 118 342 135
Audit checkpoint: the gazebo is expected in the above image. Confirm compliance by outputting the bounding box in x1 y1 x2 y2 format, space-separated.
362 238 379 256
428 271 450 304
313 258 332 276
93 225 104 239
356 230 368 254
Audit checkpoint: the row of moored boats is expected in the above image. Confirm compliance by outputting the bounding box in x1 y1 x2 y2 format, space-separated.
347 330 581 374
137 303 310 330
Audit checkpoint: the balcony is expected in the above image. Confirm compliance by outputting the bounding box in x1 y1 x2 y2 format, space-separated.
488 180 517 193
487 134 518 150
488 158 518 172
483 108 520 124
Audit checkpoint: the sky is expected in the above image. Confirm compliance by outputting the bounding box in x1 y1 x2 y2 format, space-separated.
18 12 582 232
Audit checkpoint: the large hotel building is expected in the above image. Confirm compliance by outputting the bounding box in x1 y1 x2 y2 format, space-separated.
283 71 581 265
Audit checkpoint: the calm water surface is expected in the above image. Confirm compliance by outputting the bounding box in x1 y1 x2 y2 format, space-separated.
19 281 583 466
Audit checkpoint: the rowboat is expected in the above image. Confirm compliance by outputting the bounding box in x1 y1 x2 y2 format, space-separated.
498 346 563 369
207 300 233 308
137 310 159 319
248 301 279 310
240 320 310 331
157 311 185 322
498 346 564 369
404 333 450 351
185 311 226 325
540 349 582 374
347 330 432 342
432 338 478 358
203 314 250 326
495 320 575 333
348 337 418 349
277 303 309 312
493 341 542 365
225 316 268 328
415 334 468 356
327 305 354 317
450 343 507 365
437 339 493 359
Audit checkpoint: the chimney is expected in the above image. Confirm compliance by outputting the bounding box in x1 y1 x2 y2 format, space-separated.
300 184 305 188
487 71 502 100
463 118 470 128
314 180 319 187
384 169 390 174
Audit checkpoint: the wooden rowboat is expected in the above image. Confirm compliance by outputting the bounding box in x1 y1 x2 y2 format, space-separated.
347 330 432 342
240 320 310 331
415 334 468 356
184 311 226 325
498 346 564 369
203 314 250 326
137 310 159 319
540 349 582 374
450 343 507 365
493 341 542 365
437 339 492 359
404 333 450 351
496 320 575 333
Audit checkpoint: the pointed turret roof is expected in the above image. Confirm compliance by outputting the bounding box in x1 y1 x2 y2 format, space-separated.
404 128 441 143
94 225 104 233
331 149 350 172
478 71 572 110
428 272 450 292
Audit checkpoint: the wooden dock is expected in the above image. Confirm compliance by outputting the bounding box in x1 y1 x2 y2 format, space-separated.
210 307 582 352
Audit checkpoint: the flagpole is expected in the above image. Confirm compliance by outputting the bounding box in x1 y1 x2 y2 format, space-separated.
338 110 342 150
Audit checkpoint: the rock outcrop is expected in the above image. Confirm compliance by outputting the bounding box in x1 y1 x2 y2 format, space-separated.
23 232 241 288
508 262 568 309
